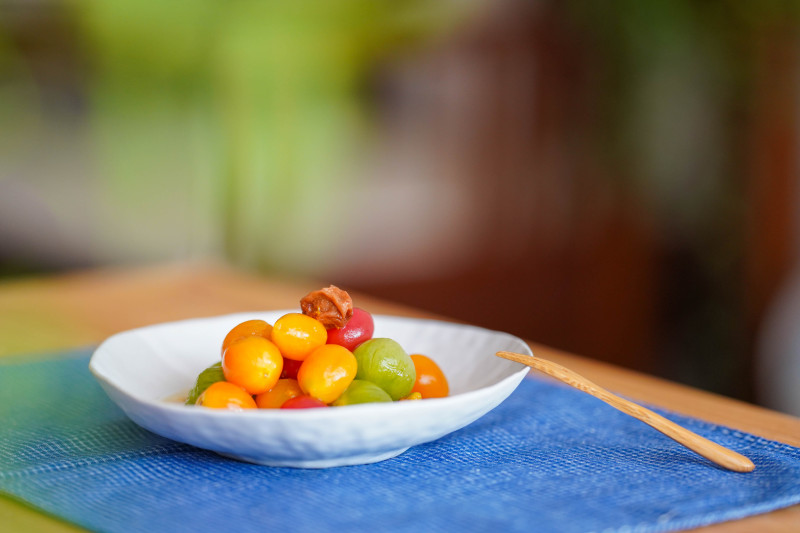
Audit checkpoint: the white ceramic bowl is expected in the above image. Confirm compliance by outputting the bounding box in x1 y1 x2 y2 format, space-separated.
89 311 531 468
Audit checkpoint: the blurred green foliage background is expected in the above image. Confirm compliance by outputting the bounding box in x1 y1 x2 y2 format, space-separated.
1 0 473 274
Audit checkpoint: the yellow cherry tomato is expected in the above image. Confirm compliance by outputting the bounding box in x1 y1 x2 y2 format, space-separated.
297 344 357 404
196 381 257 410
221 319 273 355
270 313 327 361
222 336 283 395
255 378 304 409
401 392 423 401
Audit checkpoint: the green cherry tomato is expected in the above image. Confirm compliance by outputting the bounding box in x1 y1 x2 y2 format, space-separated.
352 338 415 401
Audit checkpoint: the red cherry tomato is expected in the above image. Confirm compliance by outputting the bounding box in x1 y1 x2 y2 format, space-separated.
326 308 374 351
281 357 303 380
281 395 329 409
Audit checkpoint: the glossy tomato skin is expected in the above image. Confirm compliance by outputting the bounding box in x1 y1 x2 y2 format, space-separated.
280 395 329 409
221 319 273 355
271 313 327 361
410 354 449 398
222 337 283 395
196 381 257 410
297 344 357 404
326 308 374 351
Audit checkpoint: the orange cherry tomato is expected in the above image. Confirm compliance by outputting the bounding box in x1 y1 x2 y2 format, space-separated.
297 344 357 404
222 336 284 395
255 378 303 409
270 313 327 361
221 319 273 355
195 381 257 410
410 354 449 399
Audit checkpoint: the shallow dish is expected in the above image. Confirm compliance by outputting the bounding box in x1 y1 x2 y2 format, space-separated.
89 311 531 468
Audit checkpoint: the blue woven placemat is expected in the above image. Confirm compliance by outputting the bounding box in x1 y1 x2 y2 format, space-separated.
1 349 799 533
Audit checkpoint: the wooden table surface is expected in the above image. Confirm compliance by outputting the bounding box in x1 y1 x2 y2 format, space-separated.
1 263 799 532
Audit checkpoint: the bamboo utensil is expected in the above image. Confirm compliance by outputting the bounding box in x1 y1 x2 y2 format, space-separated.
496 351 755 473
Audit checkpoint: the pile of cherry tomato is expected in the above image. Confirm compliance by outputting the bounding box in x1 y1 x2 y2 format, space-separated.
187 291 449 411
